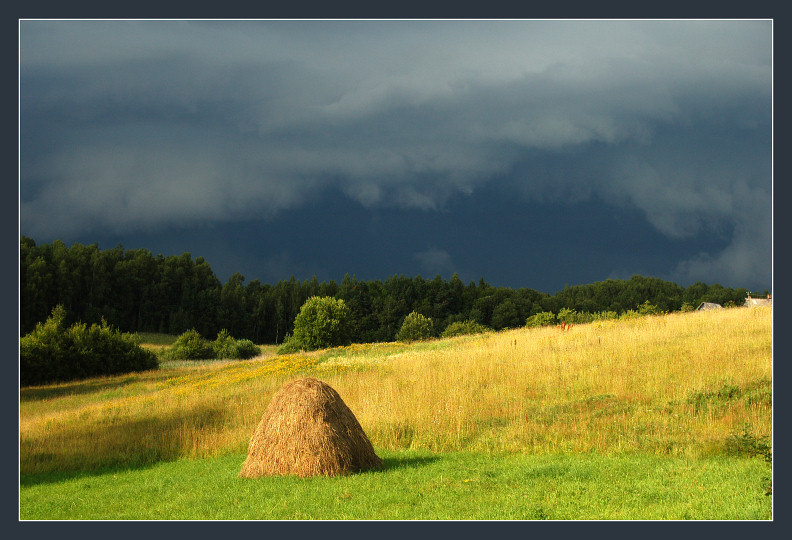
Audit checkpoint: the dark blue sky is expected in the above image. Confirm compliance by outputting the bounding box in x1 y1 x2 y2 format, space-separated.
19 20 772 293
48 184 734 293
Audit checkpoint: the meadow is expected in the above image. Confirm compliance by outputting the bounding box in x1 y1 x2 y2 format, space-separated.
19 307 773 520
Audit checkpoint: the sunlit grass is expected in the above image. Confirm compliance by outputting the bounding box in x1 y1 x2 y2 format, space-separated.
135 332 178 348
20 308 772 477
347 308 772 456
19 450 772 520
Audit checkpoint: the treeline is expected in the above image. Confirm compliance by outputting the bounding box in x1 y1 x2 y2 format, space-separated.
20 237 754 344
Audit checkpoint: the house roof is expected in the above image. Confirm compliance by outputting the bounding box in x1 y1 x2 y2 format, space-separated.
744 296 772 307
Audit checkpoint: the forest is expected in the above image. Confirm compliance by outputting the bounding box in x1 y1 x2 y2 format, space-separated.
19 237 756 344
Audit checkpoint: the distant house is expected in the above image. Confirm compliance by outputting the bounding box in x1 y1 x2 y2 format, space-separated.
697 302 723 310
744 294 772 308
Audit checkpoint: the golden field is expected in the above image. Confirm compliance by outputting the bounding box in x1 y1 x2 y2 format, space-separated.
19 307 772 475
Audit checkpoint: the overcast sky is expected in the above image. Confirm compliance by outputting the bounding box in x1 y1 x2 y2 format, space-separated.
19 20 772 293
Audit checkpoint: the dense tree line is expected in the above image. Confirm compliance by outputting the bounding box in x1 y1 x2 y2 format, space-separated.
20 237 755 344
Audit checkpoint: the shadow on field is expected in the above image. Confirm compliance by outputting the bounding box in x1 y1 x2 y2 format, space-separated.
20 370 165 401
381 455 440 471
19 461 165 488
20 401 228 486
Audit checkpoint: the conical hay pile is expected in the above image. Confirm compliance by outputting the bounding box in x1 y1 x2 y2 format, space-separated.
239 377 385 478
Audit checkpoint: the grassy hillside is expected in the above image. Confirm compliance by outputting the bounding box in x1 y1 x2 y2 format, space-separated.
19 307 772 519
21 307 771 472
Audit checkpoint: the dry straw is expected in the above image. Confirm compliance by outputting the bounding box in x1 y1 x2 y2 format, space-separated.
239 377 384 478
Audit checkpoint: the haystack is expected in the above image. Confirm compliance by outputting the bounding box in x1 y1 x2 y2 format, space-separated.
239 377 384 478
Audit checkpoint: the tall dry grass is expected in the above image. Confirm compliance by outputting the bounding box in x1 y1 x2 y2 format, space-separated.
341 307 771 456
20 307 771 475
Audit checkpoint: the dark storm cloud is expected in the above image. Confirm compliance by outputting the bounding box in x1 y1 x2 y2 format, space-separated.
20 20 772 289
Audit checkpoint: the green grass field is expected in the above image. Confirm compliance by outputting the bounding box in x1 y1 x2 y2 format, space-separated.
20 451 771 520
19 308 773 520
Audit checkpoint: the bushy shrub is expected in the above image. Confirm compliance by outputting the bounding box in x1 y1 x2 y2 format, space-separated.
291 296 352 351
163 329 216 360
20 305 158 386
591 310 619 321
557 307 579 324
212 329 236 358
725 425 772 464
277 333 304 354
213 329 261 359
228 339 260 359
20 305 68 385
559 308 614 325
396 311 434 342
528 309 618 328
165 329 262 360
526 311 556 328
441 320 490 338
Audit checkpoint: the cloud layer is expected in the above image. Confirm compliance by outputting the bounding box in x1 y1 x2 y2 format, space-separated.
20 20 772 289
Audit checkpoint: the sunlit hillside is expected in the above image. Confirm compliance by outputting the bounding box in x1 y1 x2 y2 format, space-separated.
20 307 772 475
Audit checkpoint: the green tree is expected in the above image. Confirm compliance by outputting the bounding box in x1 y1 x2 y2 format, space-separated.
20 254 55 335
638 300 660 315
337 276 379 343
396 311 434 342
491 298 522 330
219 273 247 336
291 296 352 351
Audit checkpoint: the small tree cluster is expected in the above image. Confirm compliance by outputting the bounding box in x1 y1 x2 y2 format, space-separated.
20 305 158 386
527 309 623 328
165 329 215 360
164 329 262 361
212 329 261 360
396 311 434 342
